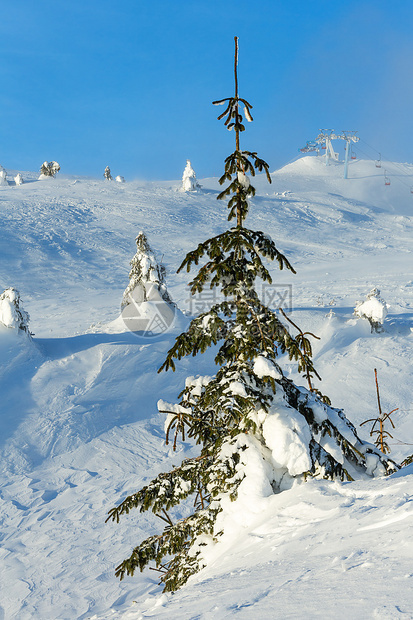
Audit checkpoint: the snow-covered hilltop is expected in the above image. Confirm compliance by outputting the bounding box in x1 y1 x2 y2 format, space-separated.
0 156 412 619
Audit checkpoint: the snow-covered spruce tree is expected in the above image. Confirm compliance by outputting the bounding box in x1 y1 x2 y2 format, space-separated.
39 161 60 178
104 166 113 181
0 166 8 186
182 160 200 192
121 232 176 336
14 173 24 186
355 287 387 333
121 231 174 309
0 288 31 335
107 37 397 592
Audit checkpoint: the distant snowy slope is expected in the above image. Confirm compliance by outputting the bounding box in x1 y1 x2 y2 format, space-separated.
0 157 411 336
0 156 412 619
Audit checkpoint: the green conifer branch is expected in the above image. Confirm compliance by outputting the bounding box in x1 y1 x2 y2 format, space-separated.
106 456 211 523
114 509 216 587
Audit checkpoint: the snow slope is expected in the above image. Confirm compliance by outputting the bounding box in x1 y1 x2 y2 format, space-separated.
0 156 412 619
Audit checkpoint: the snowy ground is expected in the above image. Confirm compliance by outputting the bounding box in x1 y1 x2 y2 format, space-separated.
0 156 412 619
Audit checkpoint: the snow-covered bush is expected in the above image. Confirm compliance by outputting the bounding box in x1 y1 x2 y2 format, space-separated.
108 39 397 593
120 232 175 335
14 173 24 186
0 166 8 186
39 161 60 179
0 288 31 335
115 175 125 183
104 166 112 181
182 159 200 192
355 287 387 332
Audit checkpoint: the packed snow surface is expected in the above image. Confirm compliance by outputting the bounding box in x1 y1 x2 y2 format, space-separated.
0 156 412 619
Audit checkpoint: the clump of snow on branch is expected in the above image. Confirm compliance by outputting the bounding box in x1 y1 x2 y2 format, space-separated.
0 288 31 335
237 171 250 189
253 356 282 380
182 160 201 192
262 399 312 477
355 287 387 332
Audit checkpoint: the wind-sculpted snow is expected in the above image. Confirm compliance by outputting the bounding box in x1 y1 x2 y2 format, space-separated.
100 469 413 619
0 157 412 618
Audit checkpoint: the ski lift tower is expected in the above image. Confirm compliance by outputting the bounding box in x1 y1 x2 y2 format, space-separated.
340 131 359 179
316 130 340 166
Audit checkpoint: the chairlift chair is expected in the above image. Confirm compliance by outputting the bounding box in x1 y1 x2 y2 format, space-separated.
375 153 382 168
383 169 391 186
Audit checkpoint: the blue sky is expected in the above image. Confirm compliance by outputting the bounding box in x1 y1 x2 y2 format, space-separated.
1 1 412 179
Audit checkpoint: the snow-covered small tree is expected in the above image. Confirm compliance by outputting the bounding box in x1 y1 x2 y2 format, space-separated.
104 166 113 181
355 287 387 332
0 288 31 335
14 173 24 186
108 37 397 593
182 160 200 192
39 161 60 179
0 166 8 186
120 232 176 335
121 232 174 309
115 175 125 183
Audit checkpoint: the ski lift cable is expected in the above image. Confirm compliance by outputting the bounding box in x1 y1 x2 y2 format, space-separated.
380 156 413 179
356 144 411 183
360 138 413 179
381 165 413 190
382 170 412 190
350 143 413 191
317 133 413 192
359 138 382 157
273 152 304 173
353 143 381 164
380 162 413 190
296 135 413 191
